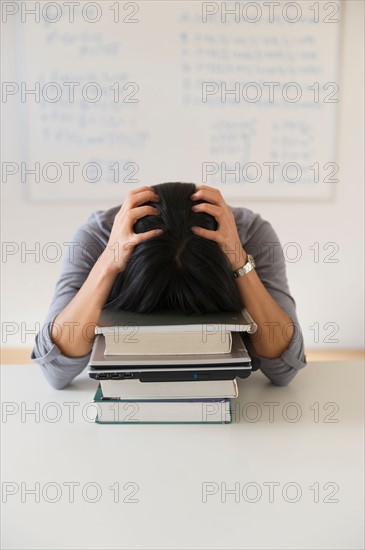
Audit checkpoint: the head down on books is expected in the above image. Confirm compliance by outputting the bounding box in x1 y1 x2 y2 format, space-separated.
104 182 244 316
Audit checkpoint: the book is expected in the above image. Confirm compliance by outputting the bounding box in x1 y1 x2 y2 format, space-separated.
89 332 250 366
95 308 257 356
93 385 232 424
99 378 238 399
103 330 232 355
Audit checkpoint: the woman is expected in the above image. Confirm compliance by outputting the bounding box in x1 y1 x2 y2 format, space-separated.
31 182 307 389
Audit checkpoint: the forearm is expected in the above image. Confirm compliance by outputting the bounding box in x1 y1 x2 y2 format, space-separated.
51 251 119 358
189 187 298 364
234 252 294 359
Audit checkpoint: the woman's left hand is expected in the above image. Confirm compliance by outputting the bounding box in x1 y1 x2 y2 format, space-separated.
190 185 247 271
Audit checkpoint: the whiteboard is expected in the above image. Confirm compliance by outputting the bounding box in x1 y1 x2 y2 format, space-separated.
16 1 340 201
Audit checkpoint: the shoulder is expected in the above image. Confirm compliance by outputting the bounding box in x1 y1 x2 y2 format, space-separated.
73 204 122 245
85 204 121 236
63 204 121 265
228 205 280 247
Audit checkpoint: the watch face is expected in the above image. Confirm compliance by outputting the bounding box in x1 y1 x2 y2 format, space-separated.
248 254 255 267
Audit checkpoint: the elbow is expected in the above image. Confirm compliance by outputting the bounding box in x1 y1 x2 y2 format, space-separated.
47 378 70 391
39 364 74 391
253 346 288 361
269 370 298 387
269 379 288 387
32 341 88 390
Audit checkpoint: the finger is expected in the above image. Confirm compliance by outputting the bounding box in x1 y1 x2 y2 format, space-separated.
134 228 164 244
130 188 160 203
128 185 155 196
195 185 219 192
191 226 218 242
191 202 222 219
128 205 160 222
128 189 160 208
190 186 224 206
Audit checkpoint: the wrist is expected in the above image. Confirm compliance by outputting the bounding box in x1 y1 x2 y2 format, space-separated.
98 249 126 277
232 253 256 279
229 247 248 271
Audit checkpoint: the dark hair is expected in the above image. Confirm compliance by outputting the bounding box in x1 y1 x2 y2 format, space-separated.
104 182 244 314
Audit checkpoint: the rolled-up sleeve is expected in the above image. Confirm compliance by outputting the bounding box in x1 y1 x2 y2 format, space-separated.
254 312 307 386
30 224 103 389
236 209 307 386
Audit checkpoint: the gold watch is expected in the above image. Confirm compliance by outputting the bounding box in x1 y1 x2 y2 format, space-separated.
233 254 255 278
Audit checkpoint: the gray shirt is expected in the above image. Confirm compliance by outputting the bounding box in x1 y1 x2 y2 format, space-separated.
31 204 307 389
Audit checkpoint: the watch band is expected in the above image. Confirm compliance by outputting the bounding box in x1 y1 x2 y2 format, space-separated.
233 254 255 278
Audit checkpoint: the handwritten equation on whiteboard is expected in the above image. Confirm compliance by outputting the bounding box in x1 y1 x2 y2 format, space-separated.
16 1 339 201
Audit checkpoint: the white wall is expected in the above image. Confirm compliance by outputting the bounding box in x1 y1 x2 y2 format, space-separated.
1 1 364 351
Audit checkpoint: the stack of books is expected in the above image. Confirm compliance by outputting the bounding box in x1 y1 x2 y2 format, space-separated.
88 309 257 424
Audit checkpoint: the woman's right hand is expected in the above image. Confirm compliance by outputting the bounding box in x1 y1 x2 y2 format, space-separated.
100 186 162 274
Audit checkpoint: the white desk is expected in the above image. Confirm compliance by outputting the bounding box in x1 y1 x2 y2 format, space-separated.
1 361 364 550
